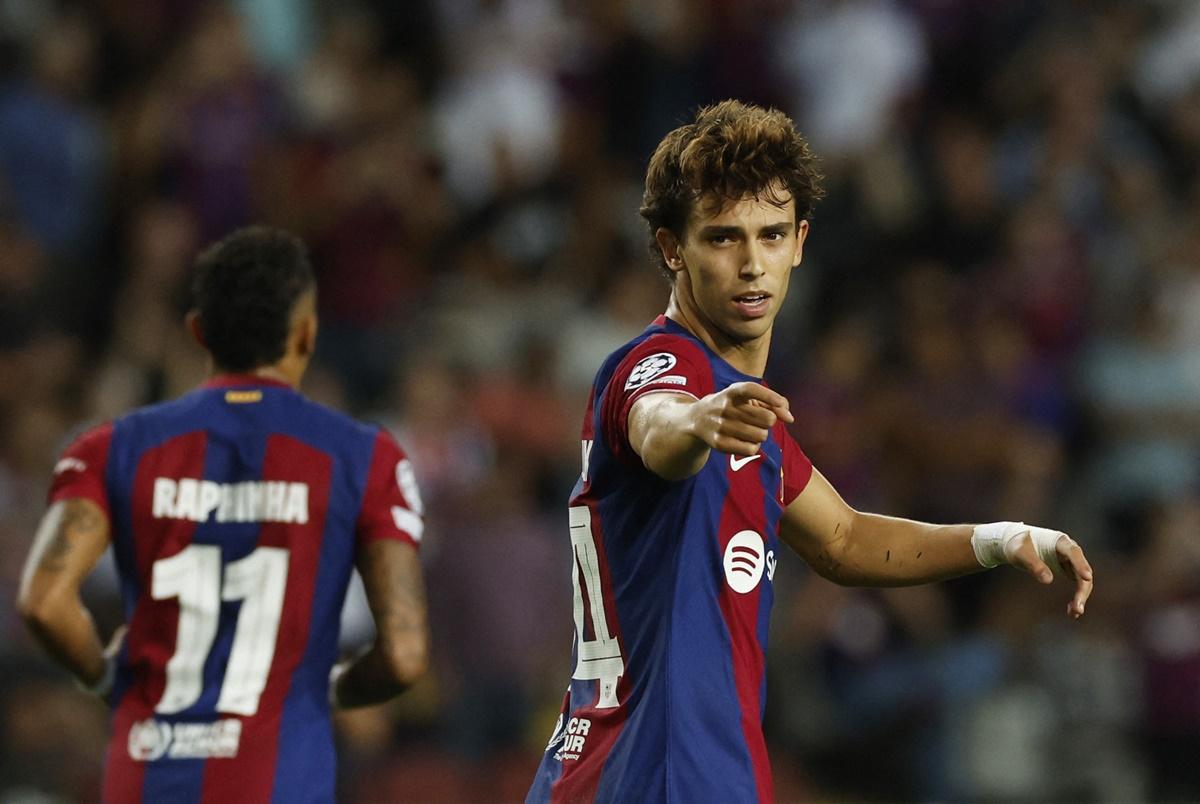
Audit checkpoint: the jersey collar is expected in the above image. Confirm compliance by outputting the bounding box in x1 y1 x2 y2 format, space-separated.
653 314 764 381
202 373 295 390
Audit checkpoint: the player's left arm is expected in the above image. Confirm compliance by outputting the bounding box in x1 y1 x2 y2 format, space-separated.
17 498 116 689
779 468 1094 619
332 429 430 708
330 539 429 708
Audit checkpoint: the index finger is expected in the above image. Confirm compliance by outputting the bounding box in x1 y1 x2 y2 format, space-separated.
1059 540 1094 582
729 383 795 424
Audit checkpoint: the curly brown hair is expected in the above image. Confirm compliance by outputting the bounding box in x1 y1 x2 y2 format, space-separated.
639 99 825 279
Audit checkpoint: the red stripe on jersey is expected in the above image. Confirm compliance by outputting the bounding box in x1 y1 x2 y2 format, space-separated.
715 457 775 803
48 421 114 515
549 700 629 804
200 435 332 804
551 504 630 804
356 429 422 548
603 333 715 468
777 424 814 506
106 431 208 801
103 702 153 803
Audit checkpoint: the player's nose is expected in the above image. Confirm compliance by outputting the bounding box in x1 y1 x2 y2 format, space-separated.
740 243 766 279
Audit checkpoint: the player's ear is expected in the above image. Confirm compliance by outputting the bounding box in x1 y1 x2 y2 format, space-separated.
296 310 317 359
655 227 686 275
185 310 207 349
792 219 810 268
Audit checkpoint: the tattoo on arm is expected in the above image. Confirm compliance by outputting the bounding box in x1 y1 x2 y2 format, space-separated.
37 500 105 572
376 545 429 649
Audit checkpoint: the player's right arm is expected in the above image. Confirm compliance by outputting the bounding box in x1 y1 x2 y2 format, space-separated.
330 539 429 708
628 382 794 480
17 498 114 690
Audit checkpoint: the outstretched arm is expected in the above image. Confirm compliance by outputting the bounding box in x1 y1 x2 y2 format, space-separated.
781 469 1094 619
628 382 794 480
330 539 429 708
17 499 113 688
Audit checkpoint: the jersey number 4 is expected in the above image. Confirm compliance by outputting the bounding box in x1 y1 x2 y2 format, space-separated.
151 545 289 716
569 506 624 708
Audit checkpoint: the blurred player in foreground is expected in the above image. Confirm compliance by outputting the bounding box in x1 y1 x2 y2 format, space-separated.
17 227 429 803
527 100 1095 803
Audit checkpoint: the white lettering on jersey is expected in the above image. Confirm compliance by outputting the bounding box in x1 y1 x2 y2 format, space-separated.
391 505 424 542
723 530 767 593
153 478 176 518
624 352 678 390
152 478 310 523
555 717 592 762
766 550 777 581
128 718 242 761
264 482 287 521
395 458 424 515
580 439 593 481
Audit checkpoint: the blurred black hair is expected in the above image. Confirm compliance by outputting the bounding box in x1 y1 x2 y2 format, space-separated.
191 226 315 372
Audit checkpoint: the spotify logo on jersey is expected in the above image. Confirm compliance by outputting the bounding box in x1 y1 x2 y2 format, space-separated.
723 530 766 593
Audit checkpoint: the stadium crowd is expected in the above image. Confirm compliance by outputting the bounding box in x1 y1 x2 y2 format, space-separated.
1 0 1198 801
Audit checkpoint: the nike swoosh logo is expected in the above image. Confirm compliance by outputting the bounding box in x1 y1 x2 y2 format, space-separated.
730 454 762 471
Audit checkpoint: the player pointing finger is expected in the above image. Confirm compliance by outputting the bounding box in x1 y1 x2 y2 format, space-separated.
692 382 795 455
527 101 1096 804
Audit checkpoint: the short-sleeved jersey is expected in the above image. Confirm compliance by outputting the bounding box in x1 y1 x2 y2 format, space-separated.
527 316 813 804
47 375 423 804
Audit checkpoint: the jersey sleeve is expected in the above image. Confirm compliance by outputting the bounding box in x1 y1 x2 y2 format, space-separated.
600 335 715 466
778 425 815 506
47 422 114 517
356 428 424 549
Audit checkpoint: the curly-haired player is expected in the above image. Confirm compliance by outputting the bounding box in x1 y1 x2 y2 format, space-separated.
526 100 1093 803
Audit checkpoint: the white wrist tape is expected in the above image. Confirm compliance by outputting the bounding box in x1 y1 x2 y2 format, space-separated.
971 521 1064 572
78 654 116 699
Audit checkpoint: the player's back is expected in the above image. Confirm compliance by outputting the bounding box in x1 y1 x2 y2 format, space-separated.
56 375 408 804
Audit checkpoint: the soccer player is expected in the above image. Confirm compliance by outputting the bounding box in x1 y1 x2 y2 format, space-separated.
17 227 429 803
526 101 1095 803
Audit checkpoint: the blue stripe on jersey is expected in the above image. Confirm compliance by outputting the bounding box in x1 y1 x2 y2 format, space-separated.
191 429 269 717
105 415 140 711
105 414 143 626
141 758 205 804
756 442 784 720
268 393 372 804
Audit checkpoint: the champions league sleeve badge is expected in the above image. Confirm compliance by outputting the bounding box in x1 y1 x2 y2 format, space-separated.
624 352 679 391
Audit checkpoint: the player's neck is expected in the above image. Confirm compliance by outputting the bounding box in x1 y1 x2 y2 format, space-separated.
210 362 301 389
664 292 771 377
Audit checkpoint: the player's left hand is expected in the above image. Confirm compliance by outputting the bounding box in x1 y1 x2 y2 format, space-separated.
1003 529 1094 620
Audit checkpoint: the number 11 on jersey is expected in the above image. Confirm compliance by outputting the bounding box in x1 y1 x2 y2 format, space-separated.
568 505 623 708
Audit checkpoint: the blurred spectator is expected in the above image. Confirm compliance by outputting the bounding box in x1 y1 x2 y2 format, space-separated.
1 2 1198 801
0 9 106 259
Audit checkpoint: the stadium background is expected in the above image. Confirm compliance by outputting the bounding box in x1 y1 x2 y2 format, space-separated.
1 0 1198 801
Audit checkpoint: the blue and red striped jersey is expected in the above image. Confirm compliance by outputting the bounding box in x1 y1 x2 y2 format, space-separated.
527 316 814 804
47 375 423 804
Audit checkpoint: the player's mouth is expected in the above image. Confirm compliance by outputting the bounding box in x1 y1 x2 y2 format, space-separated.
732 292 771 318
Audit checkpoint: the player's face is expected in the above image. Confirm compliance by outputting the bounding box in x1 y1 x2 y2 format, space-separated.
660 190 808 349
